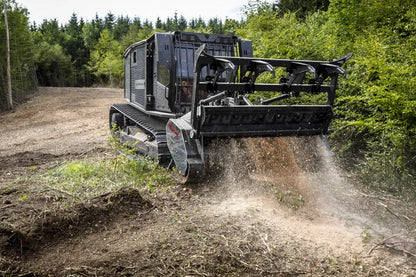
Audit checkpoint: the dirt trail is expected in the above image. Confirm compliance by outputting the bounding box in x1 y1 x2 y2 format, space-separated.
0 87 120 176
1 87 415 276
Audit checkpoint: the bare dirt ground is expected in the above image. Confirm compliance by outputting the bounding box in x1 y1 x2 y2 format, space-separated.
1 87 416 276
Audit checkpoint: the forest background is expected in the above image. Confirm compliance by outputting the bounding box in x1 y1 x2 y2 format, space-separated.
1 0 415 198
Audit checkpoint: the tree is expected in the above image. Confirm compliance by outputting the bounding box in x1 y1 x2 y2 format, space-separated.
132 17 142 30
92 13 104 32
196 17 206 29
35 19 65 45
34 42 74 86
223 18 241 35
63 13 89 86
0 0 36 111
66 13 81 37
104 12 115 31
142 19 152 29
188 18 196 29
208 17 223 34
178 15 187 31
88 29 123 86
113 15 130 40
81 14 104 50
3 0 12 110
165 17 173 31
155 17 163 29
82 21 101 49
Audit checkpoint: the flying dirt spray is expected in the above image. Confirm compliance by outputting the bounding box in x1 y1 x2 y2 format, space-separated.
205 135 411 246
204 136 372 223
204 137 320 212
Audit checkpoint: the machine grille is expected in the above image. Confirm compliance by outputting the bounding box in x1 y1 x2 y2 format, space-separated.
130 45 146 106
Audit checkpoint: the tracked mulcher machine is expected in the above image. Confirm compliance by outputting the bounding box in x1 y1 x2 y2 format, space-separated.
110 31 351 181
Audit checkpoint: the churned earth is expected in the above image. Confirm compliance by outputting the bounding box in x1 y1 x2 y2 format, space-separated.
1 87 415 276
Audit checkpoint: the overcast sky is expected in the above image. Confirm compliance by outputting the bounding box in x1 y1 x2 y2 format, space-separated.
16 0 258 25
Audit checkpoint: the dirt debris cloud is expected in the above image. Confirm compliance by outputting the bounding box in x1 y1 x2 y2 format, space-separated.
200 136 370 256
205 135 413 243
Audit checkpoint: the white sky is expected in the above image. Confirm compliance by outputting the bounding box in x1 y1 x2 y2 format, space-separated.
16 0 255 25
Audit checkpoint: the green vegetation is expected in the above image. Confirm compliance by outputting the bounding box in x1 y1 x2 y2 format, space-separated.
0 0 37 110
41 129 173 201
41 153 173 202
328 0 416 196
1 0 415 197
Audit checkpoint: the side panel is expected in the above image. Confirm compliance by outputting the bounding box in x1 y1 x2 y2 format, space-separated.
130 44 146 107
124 54 130 100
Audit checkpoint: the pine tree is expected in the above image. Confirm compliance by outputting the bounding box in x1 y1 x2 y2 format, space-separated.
104 12 115 30
155 17 163 29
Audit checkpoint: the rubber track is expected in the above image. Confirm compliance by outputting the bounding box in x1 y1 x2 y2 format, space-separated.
111 104 168 141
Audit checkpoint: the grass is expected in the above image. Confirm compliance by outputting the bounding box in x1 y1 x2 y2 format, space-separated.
33 129 176 202
40 153 174 202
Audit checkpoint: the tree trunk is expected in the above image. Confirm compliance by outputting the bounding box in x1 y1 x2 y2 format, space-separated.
3 0 13 111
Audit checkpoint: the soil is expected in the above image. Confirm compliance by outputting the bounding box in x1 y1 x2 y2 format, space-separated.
1 87 416 276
